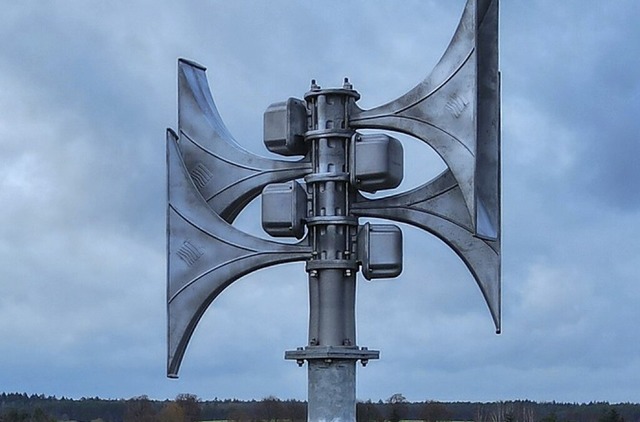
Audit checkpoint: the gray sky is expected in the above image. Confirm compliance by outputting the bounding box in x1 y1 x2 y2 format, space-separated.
1 0 639 404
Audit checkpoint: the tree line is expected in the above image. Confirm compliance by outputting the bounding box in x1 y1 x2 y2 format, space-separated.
1 392 639 422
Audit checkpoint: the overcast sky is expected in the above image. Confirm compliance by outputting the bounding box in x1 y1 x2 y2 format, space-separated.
1 0 639 405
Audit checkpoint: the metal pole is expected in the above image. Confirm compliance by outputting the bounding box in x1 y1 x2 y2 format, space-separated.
308 358 356 422
286 80 378 422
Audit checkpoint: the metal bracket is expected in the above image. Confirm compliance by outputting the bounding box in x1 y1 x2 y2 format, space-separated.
285 346 380 367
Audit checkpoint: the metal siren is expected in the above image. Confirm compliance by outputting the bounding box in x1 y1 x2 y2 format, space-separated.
350 0 500 240
176 59 312 222
350 0 501 331
351 171 500 332
166 130 312 377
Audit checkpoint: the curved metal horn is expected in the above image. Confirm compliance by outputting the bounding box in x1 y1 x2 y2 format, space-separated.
351 0 500 330
177 59 312 222
167 130 311 377
352 170 500 332
350 0 500 240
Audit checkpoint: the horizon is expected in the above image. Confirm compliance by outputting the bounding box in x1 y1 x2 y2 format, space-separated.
3 392 640 406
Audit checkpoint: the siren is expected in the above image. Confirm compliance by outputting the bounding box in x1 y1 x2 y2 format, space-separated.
166 0 501 380
350 0 501 329
175 59 313 222
166 61 315 377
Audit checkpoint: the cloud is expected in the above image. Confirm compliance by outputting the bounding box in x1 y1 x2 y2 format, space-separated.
502 0 640 211
0 0 639 404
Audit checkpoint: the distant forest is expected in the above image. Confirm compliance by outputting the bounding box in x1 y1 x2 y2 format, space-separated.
1 392 639 422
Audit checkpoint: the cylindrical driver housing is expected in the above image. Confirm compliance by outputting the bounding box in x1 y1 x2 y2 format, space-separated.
304 85 360 348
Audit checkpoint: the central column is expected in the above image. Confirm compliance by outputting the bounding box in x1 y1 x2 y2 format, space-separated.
286 79 378 422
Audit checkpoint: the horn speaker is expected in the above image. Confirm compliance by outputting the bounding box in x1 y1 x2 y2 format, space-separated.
167 62 314 376
166 0 501 377
350 0 501 330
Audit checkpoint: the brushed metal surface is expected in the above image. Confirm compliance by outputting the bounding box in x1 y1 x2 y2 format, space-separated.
350 0 500 241
177 59 312 222
166 130 311 377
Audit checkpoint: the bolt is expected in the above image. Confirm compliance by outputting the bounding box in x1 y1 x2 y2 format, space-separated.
297 359 305 367
361 359 369 367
